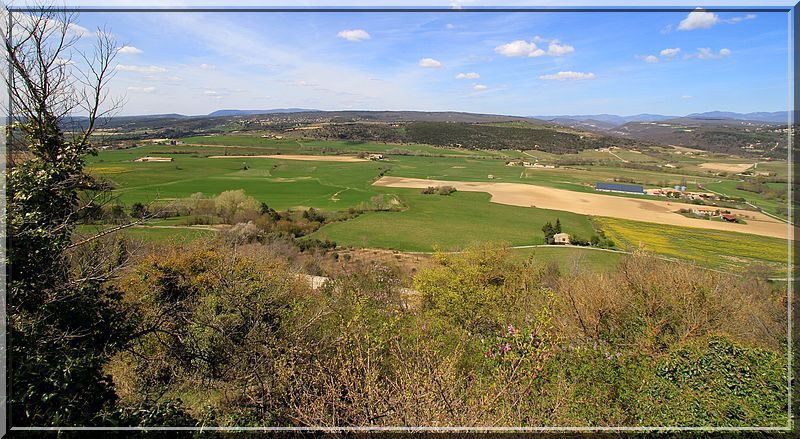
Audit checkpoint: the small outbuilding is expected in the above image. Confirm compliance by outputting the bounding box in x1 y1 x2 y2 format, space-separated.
553 233 571 244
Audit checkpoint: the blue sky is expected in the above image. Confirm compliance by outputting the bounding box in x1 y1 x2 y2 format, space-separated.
66 7 791 116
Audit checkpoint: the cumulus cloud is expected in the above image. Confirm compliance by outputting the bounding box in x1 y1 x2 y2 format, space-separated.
547 40 575 56
473 84 488 91
691 47 731 59
495 40 545 57
456 72 480 79
660 47 681 57
116 64 167 74
496 37 575 57
337 29 371 42
199 63 216 70
117 46 142 54
539 71 595 81
127 86 156 93
419 57 443 68
643 55 659 63
678 9 719 31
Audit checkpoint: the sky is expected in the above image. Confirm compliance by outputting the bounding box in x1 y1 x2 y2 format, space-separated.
54 6 791 116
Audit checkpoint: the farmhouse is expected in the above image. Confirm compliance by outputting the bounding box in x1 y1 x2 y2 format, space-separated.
367 153 385 161
692 207 719 216
553 233 570 244
595 182 644 194
721 213 737 222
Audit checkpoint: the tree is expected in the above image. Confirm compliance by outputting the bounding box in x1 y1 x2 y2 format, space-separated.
3 5 138 426
542 221 554 244
214 189 260 223
554 218 561 234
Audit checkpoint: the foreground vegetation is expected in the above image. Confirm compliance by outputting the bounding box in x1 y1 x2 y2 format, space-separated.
108 240 787 427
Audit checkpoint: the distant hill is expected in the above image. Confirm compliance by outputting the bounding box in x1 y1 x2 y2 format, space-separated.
686 111 790 124
208 108 318 117
534 113 677 126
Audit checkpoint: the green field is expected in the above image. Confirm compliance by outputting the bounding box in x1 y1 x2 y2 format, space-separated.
75 224 216 243
311 189 596 252
86 137 791 273
512 246 626 272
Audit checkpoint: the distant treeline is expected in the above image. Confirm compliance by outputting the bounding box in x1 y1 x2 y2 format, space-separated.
307 122 643 153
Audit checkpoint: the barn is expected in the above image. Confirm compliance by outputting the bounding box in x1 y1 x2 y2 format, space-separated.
594 182 645 194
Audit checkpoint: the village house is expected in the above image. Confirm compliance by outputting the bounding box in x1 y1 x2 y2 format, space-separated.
553 233 571 244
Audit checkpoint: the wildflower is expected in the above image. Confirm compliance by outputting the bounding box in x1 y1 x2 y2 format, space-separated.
501 343 511 354
507 323 516 336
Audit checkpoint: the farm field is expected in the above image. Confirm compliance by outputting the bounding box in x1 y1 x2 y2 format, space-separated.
86 137 792 274
373 176 791 239
311 189 596 252
596 217 789 273
511 246 626 273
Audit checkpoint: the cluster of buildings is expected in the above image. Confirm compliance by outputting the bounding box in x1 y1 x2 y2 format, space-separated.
593 182 721 204
505 160 556 169
644 186 719 202
685 207 739 222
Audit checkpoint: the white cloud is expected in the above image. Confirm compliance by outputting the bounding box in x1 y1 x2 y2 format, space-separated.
681 95 693 99
116 64 167 74
445 23 456 30
495 40 545 57
643 55 659 63
117 46 142 54
199 63 216 70
456 72 480 79
539 71 595 81
473 84 488 91
660 47 681 57
725 14 756 24
691 47 731 59
204 90 218 95
547 40 575 56
54 58 74 66
337 29 371 42
127 86 156 93
419 57 443 68
678 9 719 31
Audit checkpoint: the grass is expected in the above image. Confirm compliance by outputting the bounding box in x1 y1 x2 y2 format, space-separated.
595 217 789 274
87 149 389 210
75 224 216 243
311 189 596 252
512 246 625 272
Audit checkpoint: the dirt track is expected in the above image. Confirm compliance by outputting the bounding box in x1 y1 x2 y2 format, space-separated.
374 176 792 240
208 154 367 162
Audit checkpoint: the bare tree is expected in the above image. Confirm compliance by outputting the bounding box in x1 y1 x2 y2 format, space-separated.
3 3 122 160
